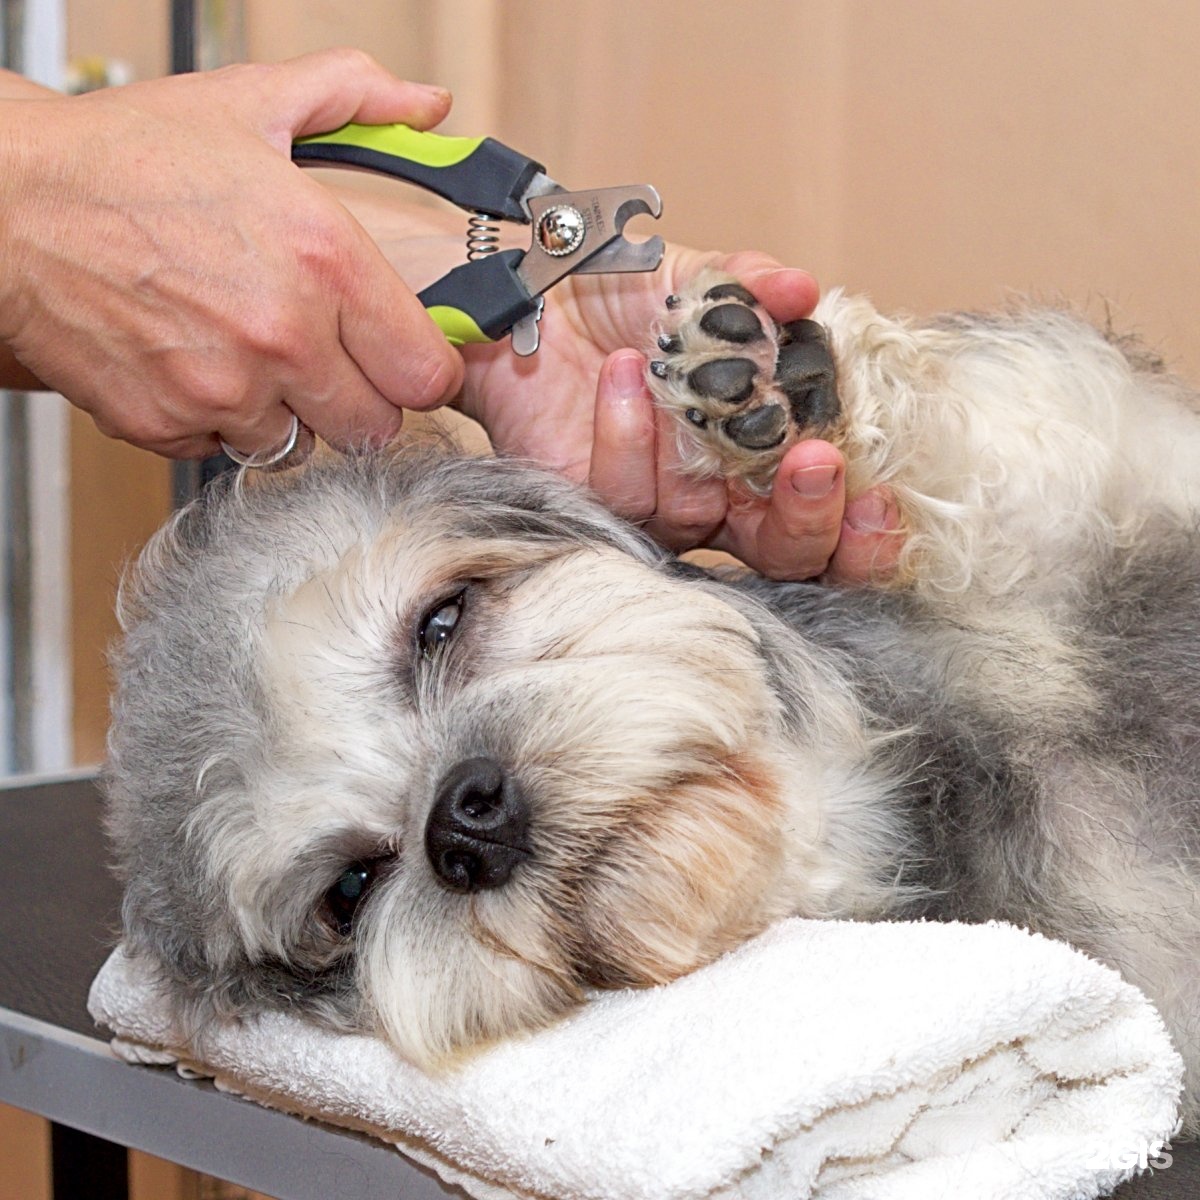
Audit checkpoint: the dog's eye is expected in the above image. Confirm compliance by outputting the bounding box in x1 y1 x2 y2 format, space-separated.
323 861 380 937
418 590 466 659
684 407 708 428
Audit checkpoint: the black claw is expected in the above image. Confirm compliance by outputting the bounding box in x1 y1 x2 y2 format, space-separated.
649 360 669 379
723 404 788 450
703 282 758 306
684 408 708 428
687 358 757 405
665 294 682 310
699 303 766 345
657 333 683 353
776 337 840 428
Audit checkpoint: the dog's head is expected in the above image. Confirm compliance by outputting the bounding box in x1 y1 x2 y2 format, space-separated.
105 450 847 1065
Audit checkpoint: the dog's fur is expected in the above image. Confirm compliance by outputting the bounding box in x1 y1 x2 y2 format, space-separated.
104 282 1200 1129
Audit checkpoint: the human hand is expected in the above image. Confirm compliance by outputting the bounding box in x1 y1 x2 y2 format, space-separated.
457 248 901 583
0 49 463 458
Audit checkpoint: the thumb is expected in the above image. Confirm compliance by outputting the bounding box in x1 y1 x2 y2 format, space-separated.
718 251 820 324
263 48 452 143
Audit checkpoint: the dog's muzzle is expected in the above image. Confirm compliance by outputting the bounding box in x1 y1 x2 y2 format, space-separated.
425 757 531 893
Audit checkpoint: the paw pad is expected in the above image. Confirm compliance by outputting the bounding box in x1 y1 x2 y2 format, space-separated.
646 274 840 493
699 303 767 345
688 357 758 404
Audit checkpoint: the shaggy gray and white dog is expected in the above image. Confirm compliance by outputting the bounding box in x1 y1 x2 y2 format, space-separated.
105 276 1200 1128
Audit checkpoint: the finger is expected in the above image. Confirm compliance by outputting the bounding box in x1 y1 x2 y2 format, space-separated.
334 217 465 413
283 344 408 451
121 354 300 462
645 407 727 551
214 397 300 460
825 488 905 587
267 48 452 139
174 434 224 459
589 351 658 521
112 426 223 461
715 251 820 322
722 440 848 580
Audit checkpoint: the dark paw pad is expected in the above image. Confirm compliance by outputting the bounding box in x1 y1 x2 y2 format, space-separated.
724 404 788 449
687 357 758 404
646 273 842 494
699 302 767 345
777 323 839 426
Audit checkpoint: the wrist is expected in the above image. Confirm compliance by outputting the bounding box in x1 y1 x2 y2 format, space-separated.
0 104 37 340
0 93 70 382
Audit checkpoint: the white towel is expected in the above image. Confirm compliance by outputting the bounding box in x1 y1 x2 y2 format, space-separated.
88 917 1182 1200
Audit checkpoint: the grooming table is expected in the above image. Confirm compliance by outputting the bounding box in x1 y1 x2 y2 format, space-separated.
0 773 1194 1200
0 773 457 1199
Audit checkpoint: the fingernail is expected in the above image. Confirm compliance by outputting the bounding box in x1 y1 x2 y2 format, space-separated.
790 464 838 499
845 492 889 533
415 83 452 105
612 353 647 399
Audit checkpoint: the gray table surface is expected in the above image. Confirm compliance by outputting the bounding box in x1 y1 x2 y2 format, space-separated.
0 773 461 1199
0 773 1192 1199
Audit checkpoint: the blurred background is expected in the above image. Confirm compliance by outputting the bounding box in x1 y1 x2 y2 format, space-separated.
3 1 1200 1195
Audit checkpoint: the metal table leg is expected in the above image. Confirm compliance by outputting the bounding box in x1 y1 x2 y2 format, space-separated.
51 1123 128 1200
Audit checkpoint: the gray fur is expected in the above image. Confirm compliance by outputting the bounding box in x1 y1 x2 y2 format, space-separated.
105 452 661 1033
104 301 1200 1125
730 524 1200 925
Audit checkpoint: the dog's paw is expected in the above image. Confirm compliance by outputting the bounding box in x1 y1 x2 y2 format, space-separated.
646 274 841 494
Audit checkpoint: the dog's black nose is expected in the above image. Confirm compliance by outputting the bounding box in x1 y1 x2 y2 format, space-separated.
425 757 530 893
724 403 788 449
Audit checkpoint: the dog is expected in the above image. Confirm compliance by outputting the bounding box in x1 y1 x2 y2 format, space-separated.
104 275 1200 1130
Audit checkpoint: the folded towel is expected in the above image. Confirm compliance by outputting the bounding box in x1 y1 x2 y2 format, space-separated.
88 917 1182 1200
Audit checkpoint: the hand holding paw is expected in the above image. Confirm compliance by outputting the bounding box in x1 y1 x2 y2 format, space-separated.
457 247 900 582
587 253 902 583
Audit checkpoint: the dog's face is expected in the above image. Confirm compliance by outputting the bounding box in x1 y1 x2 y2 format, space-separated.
105 452 833 1066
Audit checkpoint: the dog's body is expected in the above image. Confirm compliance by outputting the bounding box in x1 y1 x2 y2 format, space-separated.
105 283 1200 1127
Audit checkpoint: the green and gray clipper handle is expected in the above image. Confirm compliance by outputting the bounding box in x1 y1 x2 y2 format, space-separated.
293 123 664 356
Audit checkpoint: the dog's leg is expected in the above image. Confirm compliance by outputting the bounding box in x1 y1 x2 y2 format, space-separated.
649 273 1200 604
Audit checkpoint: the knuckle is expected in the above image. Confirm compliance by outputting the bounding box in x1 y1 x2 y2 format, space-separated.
246 310 310 366
224 61 273 89
655 500 724 547
764 553 828 583
222 281 320 367
293 196 345 251
668 490 725 527
397 344 462 410
291 208 358 288
415 350 462 406
607 490 657 524
108 411 175 452
323 46 381 75
206 61 275 107
785 510 842 545
177 362 247 418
